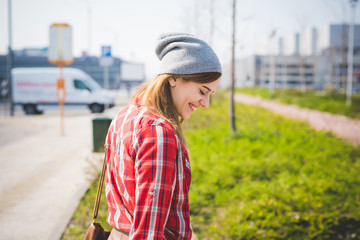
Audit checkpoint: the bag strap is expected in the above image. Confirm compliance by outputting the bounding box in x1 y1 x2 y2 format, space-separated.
92 147 107 221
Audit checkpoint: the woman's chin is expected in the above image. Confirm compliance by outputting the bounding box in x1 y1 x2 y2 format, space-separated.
181 113 191 120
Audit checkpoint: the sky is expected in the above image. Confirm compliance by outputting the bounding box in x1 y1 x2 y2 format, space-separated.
1 0 360 79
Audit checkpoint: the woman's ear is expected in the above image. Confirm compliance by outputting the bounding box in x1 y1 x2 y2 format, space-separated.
168 77 177 87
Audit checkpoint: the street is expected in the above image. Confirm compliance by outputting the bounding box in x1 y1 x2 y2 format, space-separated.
0 91 129 240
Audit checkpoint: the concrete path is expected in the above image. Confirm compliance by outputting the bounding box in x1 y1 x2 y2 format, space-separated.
0 90 130 240
235 94 360 146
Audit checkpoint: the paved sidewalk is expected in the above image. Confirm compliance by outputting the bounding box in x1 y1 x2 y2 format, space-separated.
0 112 109 240
0 90 130 240
235 94 360 145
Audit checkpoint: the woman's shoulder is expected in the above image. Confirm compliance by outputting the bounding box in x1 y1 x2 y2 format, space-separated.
133 109 180 150
111 104 173 131
137 108 175 134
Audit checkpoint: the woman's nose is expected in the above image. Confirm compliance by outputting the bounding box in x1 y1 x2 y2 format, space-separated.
200 95 210 108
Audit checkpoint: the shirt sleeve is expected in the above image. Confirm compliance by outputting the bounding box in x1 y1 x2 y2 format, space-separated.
105 120 114 161
130 124 177 239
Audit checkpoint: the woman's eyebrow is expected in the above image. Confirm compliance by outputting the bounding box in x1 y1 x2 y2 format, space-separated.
202 85 214 93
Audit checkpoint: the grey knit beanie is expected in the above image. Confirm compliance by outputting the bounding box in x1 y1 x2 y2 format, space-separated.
155 33 222 75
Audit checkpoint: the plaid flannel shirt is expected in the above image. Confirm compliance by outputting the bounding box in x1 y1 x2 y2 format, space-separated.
105 100 192 239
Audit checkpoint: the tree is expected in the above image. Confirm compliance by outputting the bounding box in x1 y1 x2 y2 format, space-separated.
230 0 237 133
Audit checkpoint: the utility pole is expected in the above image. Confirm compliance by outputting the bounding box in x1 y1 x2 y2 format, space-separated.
346 0 358 106
230 0 236 133
7 0 14 116
209 0 215 46
77 0 92 55
269 30 276 93
341 23 347 89
87 1 91 56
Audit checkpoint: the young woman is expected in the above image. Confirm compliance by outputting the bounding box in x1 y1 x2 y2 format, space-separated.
105 33 222 240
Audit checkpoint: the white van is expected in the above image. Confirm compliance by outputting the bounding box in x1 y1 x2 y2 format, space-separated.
12 67 114 114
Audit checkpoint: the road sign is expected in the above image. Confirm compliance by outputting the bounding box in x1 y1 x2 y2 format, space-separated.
99 57 114 66
101 46 111 57
100 45 113 66
48 23 73 65
48 23 72 135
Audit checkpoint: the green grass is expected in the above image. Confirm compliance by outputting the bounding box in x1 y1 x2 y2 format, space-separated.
61 171 111 240
184 92 360 239
236 87 360 119
63 91 360 239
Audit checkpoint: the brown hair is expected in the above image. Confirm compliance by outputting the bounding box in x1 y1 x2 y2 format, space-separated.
133 72 221 147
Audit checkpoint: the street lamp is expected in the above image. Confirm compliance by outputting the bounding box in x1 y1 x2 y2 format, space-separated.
76 0 92 56
269 29 276 93
86 1 91 56
7 0 14 116
346 0 358 106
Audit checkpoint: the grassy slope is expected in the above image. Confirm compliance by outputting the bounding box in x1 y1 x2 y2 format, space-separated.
184 92 360 239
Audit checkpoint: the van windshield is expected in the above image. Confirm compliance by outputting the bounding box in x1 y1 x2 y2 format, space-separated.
74 79 90 91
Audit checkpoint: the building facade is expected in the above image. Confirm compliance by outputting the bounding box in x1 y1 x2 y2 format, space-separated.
224 23 360 92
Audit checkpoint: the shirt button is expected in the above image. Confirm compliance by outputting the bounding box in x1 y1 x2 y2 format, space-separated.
149 191 154 196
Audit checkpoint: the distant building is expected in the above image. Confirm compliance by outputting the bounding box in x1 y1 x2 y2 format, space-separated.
223 55 318 90
13 47 49 57
223 23 360 92
281 33 300 56
317 24 360 54
300 27 318 56
0 48 145 99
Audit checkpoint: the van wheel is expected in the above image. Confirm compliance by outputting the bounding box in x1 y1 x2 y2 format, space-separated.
23 104 41 115
90 103 104 113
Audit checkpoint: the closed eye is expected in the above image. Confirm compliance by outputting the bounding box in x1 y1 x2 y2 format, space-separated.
200 89 205 95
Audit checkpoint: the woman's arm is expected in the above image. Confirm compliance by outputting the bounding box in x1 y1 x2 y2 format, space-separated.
131 124 177 239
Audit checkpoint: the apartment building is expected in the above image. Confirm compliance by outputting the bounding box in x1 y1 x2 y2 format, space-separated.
224 23 360 92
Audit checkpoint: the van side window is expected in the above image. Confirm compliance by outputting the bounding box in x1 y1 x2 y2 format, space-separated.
74 79 91 91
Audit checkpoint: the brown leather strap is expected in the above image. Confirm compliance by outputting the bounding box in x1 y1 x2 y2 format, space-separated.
92 147 107 220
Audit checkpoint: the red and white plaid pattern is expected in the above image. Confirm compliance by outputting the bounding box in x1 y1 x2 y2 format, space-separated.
105 99 192 239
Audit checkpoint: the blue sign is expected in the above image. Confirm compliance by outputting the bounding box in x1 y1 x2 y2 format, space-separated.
101 46 111 57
